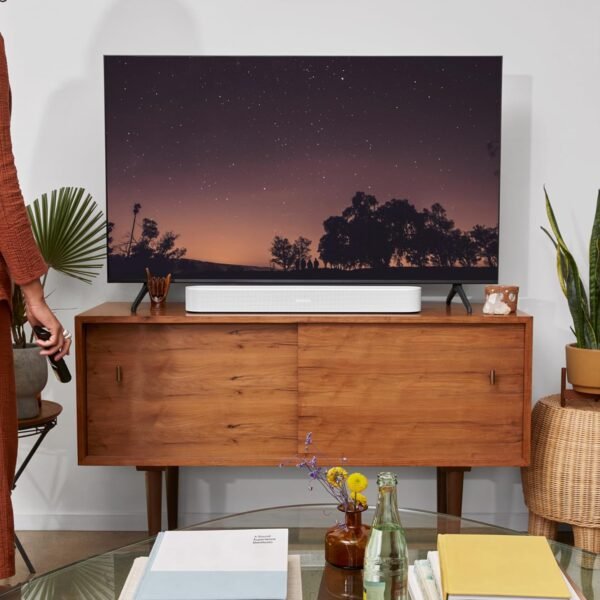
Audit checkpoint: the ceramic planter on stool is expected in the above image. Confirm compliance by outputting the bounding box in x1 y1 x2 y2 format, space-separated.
12 345 47 419
565 344 600 395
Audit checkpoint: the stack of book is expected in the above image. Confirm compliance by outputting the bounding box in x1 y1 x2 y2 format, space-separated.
118 529 302 600
408 534 581 600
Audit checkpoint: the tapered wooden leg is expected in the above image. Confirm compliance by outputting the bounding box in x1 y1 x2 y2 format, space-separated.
436 467 470 518
139 468 163 537
166 466 179 530
446 469 466 517
437 468 447 513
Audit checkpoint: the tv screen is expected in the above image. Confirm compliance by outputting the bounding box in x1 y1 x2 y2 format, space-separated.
104 56 501 283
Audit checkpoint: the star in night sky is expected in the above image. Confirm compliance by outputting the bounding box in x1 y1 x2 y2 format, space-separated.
105 56 501 268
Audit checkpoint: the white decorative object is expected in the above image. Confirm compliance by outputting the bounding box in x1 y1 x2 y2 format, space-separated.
185 285 422 313
484 285 519 313
483 292 511 315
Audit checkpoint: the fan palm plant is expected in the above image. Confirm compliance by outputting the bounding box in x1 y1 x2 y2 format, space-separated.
11 187 106 347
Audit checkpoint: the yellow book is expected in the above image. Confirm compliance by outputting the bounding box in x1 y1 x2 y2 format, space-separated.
437 534 571 600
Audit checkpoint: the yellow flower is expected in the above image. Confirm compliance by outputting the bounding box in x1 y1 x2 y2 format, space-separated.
326 466 348 487
347 472 368 493
352 492 368 508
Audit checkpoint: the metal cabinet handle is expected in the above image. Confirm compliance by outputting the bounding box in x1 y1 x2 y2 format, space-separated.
490 369 496 385
116 365 122 383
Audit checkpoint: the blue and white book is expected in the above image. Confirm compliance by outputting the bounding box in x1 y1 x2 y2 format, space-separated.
133 529 289 600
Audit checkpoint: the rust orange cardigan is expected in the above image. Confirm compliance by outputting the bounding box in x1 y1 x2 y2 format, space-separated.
0 34 47 304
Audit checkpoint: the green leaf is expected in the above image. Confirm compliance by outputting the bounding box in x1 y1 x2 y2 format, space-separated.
589 190 600 341
26 187 106 284
544 189 597 349
544 186 568 248
559 245 596 347
555 243 568 297
541 226 568 296
540 226 557 248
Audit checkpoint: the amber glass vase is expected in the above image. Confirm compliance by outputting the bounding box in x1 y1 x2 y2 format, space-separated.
324 505 371 569
317 563 364 599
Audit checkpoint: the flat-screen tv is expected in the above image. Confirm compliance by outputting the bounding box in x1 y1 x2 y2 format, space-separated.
104 56 501 283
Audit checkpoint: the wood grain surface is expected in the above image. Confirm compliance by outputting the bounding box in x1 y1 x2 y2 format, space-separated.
76 305 533 468
84 323 297 465
298 324 526 466
77 302 531 323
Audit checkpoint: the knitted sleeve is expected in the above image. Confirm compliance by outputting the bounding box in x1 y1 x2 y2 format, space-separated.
0 34 47 286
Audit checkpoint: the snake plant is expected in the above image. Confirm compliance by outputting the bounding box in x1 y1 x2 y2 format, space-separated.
542 188 600 349
11 187 106 347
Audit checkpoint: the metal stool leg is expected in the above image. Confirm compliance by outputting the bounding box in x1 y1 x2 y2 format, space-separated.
13 422 54 488
15 533 35 574
13 418 57 575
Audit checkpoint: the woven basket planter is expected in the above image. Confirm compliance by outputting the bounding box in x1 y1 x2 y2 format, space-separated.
521 394 600 555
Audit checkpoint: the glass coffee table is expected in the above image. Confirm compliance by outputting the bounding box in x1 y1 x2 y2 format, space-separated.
1 505 598 599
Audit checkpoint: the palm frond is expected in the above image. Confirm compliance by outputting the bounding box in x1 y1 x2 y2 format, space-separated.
26 187 106 284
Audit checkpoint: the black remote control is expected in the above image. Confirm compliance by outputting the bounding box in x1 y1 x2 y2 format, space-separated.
32 326 72 383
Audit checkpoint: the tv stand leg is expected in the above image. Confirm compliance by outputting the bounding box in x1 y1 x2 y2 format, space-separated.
436 467 447 514
446 283 472 315
137 467 164 536
166 466 179 530
436 466 471 519
131 282 149 314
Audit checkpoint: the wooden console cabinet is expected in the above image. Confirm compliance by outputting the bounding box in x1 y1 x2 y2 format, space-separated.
75 302 532 533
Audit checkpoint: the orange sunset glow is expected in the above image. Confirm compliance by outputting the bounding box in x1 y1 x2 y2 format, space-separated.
105 56 501 281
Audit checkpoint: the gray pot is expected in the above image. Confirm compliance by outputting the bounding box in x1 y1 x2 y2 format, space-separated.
12 345 48 419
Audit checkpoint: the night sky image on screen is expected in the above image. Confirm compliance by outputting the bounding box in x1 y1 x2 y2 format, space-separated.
105 56 501 282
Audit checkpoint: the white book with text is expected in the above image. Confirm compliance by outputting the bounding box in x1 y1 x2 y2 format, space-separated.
134 529 289 600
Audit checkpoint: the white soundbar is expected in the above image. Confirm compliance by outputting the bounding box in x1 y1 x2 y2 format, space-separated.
185 285 421 313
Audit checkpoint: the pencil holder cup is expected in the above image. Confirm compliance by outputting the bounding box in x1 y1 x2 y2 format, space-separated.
146 267 172 312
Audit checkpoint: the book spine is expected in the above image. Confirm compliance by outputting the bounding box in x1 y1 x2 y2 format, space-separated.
414 560 441 600
436 534 448 600
134 531 164 600
408 566 426 600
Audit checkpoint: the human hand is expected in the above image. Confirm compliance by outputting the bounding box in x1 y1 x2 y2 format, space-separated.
19 279 72 360
26 299 71 361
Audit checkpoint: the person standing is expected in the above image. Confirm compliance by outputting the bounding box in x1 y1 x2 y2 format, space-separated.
0 33 71 579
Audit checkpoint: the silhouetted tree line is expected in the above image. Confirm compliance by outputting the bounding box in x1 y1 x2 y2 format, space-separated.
270 235 320 271
109 203 187 261
270 192 498 271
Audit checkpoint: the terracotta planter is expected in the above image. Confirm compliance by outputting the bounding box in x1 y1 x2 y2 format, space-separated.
565 344 600 394
12 345 47 419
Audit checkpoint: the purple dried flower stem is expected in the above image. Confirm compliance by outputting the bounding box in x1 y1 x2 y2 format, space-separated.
298 433 356 524
297 461 350 512
297 460 343 504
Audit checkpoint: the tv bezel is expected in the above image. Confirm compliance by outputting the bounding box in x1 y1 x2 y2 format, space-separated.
103 54 502 286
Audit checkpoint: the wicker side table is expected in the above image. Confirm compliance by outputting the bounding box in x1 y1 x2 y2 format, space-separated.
522 394 600 554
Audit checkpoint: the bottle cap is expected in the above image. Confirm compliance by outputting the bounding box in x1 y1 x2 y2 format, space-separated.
377 471 398 486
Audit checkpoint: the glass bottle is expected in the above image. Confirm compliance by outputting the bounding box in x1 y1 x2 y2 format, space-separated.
363 472 408 600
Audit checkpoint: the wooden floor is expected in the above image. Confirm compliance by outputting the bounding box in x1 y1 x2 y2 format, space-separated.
0 530 147 590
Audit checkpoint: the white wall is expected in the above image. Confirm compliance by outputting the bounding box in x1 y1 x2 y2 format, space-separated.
2 0 599 532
